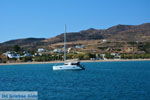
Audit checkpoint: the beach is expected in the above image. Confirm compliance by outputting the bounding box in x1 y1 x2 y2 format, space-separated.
0 59 150 65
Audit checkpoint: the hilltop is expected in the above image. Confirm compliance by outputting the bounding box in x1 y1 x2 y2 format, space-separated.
45 23 150 43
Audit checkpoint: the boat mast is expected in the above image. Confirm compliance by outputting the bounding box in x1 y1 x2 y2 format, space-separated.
64 25 67 61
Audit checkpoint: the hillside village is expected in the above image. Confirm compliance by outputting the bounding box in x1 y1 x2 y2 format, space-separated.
0 39 150 63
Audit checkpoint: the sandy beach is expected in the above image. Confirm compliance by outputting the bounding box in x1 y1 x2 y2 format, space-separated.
0 59 150 66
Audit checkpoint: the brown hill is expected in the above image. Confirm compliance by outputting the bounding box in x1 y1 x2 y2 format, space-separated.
45 23 150 43
0 23 150 52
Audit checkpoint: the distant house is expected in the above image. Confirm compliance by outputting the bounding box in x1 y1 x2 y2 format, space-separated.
111 53 121 59
3 51 20 59
100 54 107 60
3 51 11 56
9 53 20 59
102 39 107 43
67 48 72 53
38 48 46 52
8 53 20 59
22 51 32 57
53 49 63 53
75 45 85 49
111 53 119 56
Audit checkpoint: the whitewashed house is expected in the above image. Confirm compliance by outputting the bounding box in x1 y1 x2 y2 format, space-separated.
53 49 63 53
38 48 46 52
75 45 85 49
4 51 20 59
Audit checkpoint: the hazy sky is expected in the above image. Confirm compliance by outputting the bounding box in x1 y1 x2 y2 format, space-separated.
0 0 150 43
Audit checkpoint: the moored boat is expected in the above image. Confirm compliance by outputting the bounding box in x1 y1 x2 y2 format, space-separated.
52 25 85 70
53 59 85 70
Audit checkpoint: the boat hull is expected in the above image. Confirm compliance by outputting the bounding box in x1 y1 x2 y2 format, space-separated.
53 65 84 70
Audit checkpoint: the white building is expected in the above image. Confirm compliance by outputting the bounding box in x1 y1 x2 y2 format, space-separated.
102 39 107 43
4 51 20 59
8 53 20 59
75 45 85 49
110 53 121 59
53 49 63 53
38 48 46 52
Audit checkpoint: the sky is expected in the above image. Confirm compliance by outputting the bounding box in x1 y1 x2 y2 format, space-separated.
0 0 150 43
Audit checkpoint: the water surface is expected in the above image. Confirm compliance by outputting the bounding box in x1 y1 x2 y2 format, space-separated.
0 61 150 100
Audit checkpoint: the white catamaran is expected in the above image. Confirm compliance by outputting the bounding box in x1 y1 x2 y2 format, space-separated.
52 25 85 70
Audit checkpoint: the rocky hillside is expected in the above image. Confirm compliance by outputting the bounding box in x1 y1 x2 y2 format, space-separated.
1 38 45 46
45 23 150 43
0 23 150 52
0 38 46 52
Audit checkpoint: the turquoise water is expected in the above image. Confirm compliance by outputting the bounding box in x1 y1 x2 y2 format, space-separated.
0 61 150 100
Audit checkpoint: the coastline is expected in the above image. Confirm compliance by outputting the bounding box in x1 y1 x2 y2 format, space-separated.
0 59 150 66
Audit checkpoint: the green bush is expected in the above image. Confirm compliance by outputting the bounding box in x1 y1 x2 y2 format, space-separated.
20 56 33 62
121 54 150 59
105 53 114 59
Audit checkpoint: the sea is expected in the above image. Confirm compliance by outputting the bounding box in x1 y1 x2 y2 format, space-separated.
0 61 150 100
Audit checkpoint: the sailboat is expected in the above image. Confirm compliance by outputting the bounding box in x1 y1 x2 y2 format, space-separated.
52 25 85 70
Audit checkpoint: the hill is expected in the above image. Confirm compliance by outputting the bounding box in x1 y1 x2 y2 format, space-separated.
0 23 150 53
45 23 150 43
0 38 45 52
1 38 45 46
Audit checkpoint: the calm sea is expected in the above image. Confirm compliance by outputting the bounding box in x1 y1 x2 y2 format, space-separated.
0 61 150 100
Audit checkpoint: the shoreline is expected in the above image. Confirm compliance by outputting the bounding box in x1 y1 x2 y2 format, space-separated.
0 59 150 66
